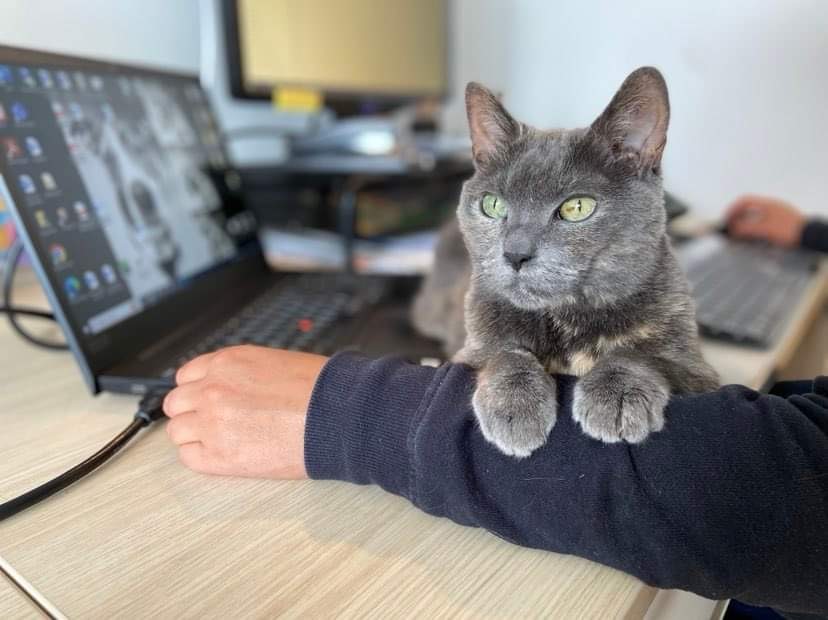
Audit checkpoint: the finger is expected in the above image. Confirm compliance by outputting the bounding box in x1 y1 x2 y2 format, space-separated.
729 218 768 240
176 351 218 385
163 381 207 417
166 413 203 446
178 442 210 473
725 197 762 223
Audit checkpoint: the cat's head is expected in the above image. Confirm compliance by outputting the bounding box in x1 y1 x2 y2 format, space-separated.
458 67 670 311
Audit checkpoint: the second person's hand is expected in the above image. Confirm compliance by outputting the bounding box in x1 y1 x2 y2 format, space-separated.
725 195 806 248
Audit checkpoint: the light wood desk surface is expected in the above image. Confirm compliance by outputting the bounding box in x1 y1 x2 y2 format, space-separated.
1 575 41 620
0 280 653 619
0 264 825 619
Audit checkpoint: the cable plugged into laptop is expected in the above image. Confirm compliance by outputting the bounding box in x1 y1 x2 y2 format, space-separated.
134 390 169 425
0 390 169 523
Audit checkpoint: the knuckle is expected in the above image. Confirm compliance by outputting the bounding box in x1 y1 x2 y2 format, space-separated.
174 366 188 385
210 349 231 368
166 418 190 444
165 419 177 440
177 354 206 382
162 390 177 413
215 346 242 363
202 382 224 404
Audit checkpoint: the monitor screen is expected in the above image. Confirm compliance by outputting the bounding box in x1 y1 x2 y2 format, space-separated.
0 57 248 337
228 0 447 107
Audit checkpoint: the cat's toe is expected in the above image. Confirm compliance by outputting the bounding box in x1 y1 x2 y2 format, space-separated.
572 368 669 444
473 372 557 458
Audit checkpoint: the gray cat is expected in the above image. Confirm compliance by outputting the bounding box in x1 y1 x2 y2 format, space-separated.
413 67 718 457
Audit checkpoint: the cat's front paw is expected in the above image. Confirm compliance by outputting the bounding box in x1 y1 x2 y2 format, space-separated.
572 361 669 443
473 369 557 458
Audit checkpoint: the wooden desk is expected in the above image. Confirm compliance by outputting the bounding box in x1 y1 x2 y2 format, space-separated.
0 264 825 619
0 281 653 619
0 575 41 620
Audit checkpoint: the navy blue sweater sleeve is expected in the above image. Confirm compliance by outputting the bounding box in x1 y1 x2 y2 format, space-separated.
305 352 828 616
801 219 828 253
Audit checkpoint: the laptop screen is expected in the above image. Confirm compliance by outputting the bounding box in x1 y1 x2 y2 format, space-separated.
0 57 248 337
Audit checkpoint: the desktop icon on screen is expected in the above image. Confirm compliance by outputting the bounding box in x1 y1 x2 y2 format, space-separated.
34 210 50 228
73 72 87 90
41 172 58 192
101 263 118 285
56 71 72 90
18 174 36 194
56 207 70 227
0 65 12 84
64 275 81 300
18 67 36 88
51 102 64 119
83 270 100 291
37 69 54 88
0 103 7 124
25 136 43 158
68 102 83 121
74 201 90 221
49 243 68 266
11 102 28 123
2 137 24 162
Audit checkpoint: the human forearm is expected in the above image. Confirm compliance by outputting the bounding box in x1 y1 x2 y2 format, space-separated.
801 219 828 253
306 353 828 615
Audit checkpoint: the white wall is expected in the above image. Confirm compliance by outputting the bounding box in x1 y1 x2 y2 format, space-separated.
0 0 200 71
453 0 828 219
440 0 513 134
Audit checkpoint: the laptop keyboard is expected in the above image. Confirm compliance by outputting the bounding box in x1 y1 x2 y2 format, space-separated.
678 236 816 348
164 274 386 376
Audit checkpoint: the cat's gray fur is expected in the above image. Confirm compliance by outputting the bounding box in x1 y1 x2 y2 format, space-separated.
412 67 718 457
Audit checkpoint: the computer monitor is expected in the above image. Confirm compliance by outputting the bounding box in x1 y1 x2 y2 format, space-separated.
223 0 448 115
0 45 259 383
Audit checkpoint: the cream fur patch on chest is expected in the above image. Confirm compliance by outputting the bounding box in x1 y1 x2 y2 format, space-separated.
564 351 598 377
545 352 597 377
546 325 656 377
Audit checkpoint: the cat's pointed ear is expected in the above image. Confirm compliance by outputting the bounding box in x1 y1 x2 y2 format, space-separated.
465 82 518 167
588 67 670 174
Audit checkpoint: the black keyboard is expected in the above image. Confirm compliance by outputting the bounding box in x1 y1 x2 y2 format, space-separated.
678 236 817 348
167 274 387 373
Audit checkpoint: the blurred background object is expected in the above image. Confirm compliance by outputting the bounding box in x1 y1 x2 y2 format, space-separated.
0 0 824 219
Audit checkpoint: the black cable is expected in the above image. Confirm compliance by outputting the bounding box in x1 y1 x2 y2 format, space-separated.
0 305 56 320
0 391 168 522
2 239 68 350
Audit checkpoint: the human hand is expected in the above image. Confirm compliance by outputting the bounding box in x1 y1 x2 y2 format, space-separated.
725 195 806 248
162 345 328 479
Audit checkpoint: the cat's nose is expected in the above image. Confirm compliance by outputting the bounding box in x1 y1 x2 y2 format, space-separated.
503 250 534 271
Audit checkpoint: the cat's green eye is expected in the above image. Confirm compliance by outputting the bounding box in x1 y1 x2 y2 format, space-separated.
481 193 507 219
558 196 596 222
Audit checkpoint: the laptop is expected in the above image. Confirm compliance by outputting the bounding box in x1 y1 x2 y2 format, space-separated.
0 45 442 395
